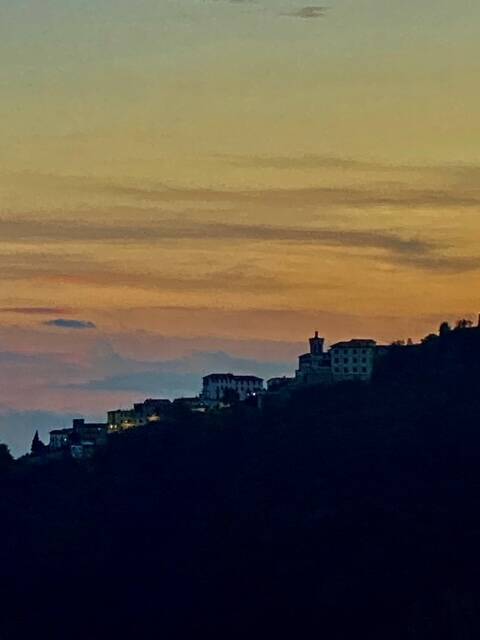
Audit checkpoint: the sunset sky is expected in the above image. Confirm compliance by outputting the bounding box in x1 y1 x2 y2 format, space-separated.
1 0 479 453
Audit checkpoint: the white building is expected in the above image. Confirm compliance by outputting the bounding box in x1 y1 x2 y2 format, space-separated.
201 374 264 405
330 339 377 382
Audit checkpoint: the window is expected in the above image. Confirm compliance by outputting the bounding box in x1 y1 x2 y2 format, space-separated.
362 367 367 373
353 368 358 373
344 367 348 373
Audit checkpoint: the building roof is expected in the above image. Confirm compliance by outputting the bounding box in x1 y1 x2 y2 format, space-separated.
74 421 108 429
203 373 263 382
50 428 73 435
330 339 377 349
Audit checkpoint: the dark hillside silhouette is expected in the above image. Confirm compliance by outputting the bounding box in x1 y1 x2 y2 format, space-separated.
1 324 480 639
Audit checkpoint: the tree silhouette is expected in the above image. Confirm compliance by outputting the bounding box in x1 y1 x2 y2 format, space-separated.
455 319 473 330
31 430 46 456
439 321 451 337
0 443 13 472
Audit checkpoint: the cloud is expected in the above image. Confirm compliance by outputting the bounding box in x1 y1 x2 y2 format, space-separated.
95 181 480 210
388 254 480 274
0 219 477 275
44 319 97 330
222 154 378 170
0 307 69 315
282 5 328 19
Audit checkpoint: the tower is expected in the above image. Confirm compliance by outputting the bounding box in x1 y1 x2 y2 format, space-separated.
309 331 325 356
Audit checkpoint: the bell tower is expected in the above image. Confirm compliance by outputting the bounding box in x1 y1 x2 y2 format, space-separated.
309 331 324 355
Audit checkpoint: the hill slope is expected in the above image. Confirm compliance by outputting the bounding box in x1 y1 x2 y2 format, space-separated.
1 327 480 639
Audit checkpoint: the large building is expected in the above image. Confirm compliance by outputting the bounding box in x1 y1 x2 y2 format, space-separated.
330 339 377 382
295 332 383 385
201 373 264 405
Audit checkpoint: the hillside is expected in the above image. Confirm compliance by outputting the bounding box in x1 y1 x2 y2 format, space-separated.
1 326 480 639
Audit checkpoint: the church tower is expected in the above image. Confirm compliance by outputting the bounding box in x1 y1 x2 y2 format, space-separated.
309 331 325 355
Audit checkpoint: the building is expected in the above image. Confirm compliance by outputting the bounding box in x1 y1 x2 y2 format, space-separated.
108 409 141 431
330 339 377 382
267 377 295 392
108 398 172 431
48 419 108 459
293 332 385 387
172 397 207 413
49 428 73 451
201 374 264 405
135 398 172 423
295 331 333 385
71 419 108 446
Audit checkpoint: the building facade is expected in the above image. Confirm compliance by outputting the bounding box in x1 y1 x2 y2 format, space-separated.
330 339 377 382
201 374 264 404
48 419 108 458
49 428 73 450
294 332 383 386
108 398 172 430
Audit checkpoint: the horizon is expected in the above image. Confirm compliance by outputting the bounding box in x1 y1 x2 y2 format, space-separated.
3 317 478 457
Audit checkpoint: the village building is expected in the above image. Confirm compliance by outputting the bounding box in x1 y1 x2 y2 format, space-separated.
267 376 295 392
49 428 73 451
48 419 108 459
71 419 108 447
294 332 386 386
201 373 264 405
295 331 333 385
173 397 207 413
330 339 378 382
108 398 172 430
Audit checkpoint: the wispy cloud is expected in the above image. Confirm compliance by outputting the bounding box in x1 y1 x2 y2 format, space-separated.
0 219 477 274
222 154 377 170
44 319 96 330
282 5 328 19
97 182 480 210
0 307 69 315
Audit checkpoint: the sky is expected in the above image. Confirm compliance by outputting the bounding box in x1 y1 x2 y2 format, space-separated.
1 0 479 454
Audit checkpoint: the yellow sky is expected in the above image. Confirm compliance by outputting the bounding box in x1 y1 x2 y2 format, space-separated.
1 0 479 349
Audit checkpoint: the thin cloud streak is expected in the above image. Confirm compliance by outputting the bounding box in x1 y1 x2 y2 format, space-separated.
0 220 477 274
0 307 69 315
281 6 329 19
100 183 480 210
44 319 97 330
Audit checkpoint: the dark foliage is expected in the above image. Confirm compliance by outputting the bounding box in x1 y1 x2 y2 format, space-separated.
0 443 13 473
30 430 46 456
1 327 480 639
